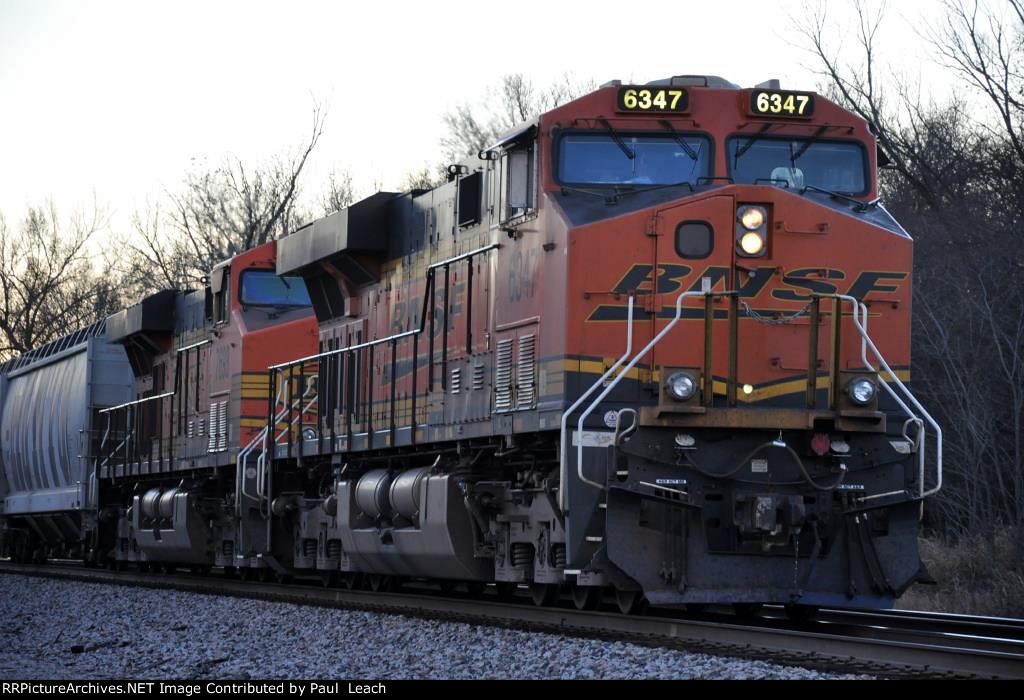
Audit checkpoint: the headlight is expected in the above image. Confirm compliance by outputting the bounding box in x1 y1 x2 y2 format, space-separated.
739 207 765 230
665 371 697 401
847 378 876 405
739 231 765 255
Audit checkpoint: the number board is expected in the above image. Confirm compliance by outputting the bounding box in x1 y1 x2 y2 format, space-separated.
750 90 815 118
616 86 690 113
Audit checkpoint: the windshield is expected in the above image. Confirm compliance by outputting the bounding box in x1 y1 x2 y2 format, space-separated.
727 137 867 194
558 133 711 186
240 270 312 307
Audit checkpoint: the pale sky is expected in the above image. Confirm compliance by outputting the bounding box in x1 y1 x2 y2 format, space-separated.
0 0 952 234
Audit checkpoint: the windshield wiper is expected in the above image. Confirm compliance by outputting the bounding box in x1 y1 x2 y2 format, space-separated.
559 184 623 205
657 120 699 160
800 184 879 212
791 124 829 162
598 117 635 160
614 180 695 199
733 123 774 163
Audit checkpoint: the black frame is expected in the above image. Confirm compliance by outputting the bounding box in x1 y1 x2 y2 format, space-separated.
238 268 312 308
724 134 871 196
552 128 715 188
674 220 715 259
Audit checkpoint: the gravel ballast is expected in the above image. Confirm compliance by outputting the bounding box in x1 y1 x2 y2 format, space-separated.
0 574 866 679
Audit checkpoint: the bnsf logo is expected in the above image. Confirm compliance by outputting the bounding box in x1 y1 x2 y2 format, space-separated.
610 264 906 300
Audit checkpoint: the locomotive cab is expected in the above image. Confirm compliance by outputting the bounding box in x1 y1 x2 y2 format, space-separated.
97 242 317 570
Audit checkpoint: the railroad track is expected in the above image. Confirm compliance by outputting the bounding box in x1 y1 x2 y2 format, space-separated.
2 561 1022 679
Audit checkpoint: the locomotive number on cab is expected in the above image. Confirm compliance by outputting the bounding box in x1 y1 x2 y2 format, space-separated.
616 86 689 113
750 90 815 118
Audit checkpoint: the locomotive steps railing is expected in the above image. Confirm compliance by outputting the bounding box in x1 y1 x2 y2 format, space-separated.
564 287 942 508
265 243 499 460
94 338 213 479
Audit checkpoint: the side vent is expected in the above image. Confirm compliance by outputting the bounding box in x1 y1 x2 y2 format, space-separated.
450 367 461 394
208 402 217 452
494 338 514 413
209 400 228 452
219 401 229 450
516 334 536 410
472 363 485 391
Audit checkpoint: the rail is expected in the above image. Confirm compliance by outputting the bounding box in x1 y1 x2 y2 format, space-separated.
3 562 1020 679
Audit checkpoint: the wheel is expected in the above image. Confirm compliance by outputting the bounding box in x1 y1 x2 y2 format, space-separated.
439 580 457 594
340 573 360 590
257 567 273 582
465 581 486 596
223 566 237 578
529 583 559 607
275 571 293 584
572 586 602 611
367 574 392 592
614 589 644 615
784 604 819 623
733 603 763 618
163 563 177 575
321 572 338 588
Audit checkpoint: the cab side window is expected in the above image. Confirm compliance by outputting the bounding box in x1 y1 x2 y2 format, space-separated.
213 269 231 324
500 142 536 223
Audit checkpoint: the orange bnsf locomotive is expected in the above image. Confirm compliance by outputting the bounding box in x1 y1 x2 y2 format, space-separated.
0 75 941 616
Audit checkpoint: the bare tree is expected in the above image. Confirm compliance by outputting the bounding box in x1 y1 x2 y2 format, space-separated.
441 73 595 161
321 169 355 214
0 203 123 360
400 164 447 191
133 104 326 289
802 0 1024 536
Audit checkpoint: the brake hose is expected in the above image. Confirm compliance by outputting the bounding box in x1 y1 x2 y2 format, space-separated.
683 441 847 492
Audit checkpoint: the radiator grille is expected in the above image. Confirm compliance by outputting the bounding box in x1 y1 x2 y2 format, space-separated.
217 400 228 451
208 402 217 451
516 334 536 410
494 339 514 412
208 400 228 452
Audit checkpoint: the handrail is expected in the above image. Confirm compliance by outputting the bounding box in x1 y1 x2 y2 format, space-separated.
577 290 705 491
99 391 174 414
558 296 634 511
568 289 942 507
269 243 499 370
840 293 943 500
